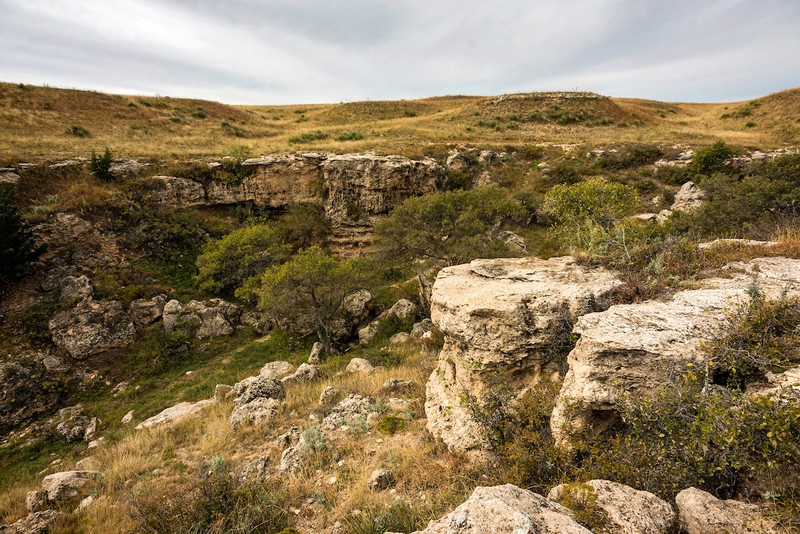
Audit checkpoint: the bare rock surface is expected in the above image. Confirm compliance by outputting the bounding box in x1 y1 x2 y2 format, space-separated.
128 296 166 327
162 298 240 339
346 358 375 373
58 275 93 303
551 257 800 446
230 397 280 429
281 363 323 384
548 480 674 534
49 299 136 359
670 181 706 212
414 484 590 533
320 394 377 433
232 376 285 407
135 400 214 430
676 487 779 534
425 257 624 451
52 405 97 442
259 360 295 379
0 510 60 534
40 470 103 503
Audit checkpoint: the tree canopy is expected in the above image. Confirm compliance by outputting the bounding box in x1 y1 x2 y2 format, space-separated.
373 185 527 268
256 246 365 353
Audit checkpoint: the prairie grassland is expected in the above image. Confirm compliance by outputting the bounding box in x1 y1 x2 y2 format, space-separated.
2 82 798 161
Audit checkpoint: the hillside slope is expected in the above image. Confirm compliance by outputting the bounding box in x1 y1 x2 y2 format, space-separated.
1 82 798 160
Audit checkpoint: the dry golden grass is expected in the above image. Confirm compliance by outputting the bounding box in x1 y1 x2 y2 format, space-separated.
2 82 798 161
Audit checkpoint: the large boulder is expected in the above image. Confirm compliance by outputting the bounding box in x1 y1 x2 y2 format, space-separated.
231 376 285 407
229 397 280 429
675 487 779 534
49 299 136 359
162 299 240 339
40 470 103 504
281 363 323 384
425 257 625 452
551 257 800 446
135 400 214 430
548 480 674 534
128 295 166 328
414 484 590 533
0 510 60 534
670 181 706 212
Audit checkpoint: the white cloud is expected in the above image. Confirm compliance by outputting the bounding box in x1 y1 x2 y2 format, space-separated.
1 0 798 103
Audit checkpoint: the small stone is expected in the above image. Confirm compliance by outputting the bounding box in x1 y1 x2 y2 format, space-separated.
214 384 233 402
319 386 340 405
308 342 324 364
346 358 375 373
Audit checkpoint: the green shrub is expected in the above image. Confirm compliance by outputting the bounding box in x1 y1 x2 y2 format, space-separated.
707 294 800 389
65 125 90 137
196 224 290 297
0 184 45 285
558 483 608 531
690 141 735 175
89 147 114 181
376 415 407 435
288 131 328 144
221 121 245 137
336 131 364 141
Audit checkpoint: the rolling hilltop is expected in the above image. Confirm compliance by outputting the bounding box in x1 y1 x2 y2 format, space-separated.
1 81 799 160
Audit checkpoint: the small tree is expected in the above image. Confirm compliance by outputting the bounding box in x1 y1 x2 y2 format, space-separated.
89 147 114 181
690 141 734 175
256 246 365 354
0 184 45 285
195 224 291 298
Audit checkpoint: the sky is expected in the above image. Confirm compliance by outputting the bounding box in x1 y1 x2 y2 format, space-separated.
1 0 799 105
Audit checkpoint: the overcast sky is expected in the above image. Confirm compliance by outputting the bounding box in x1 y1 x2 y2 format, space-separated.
1 0 799 105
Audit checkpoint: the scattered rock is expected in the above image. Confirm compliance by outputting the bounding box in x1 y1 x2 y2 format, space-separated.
342 290 378 326
425 257 624 452
40 470 103 503
320 394 377 433
53 405 97 442
25 490 47 513
230 398 280 429
259 360 295 379
214 384 233 402
416 484 590 533
319 386 340 405
281 363 323 385
49 298 136 359
548 480 674 534
279 438 310 474
76 495 96 513
367 469 396 491
0 170 21 186
0 510 60 534
239 455 271 482
698 238 779 250
346 358 375 373
670 181 706 212
410 319 435 340
127 296 166 327
387 299 417 321
163 299 240 339
676 487 779 534
232 376 284 407
135 400 214 430
121 410 134 424
59 275 93 303
389 332 410 345
446 152 469 172
308 342 325 364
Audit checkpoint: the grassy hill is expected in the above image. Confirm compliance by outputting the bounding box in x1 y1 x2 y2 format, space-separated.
1 81 798 161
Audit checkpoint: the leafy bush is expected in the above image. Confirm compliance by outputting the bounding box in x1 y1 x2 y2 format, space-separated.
374 185 526 268
336 131 364 141
690 141 735 175
288 131 329 144
257 246 366 353
195 224 291 296
89 147 114 181
65 125 90 137
707 294 800 390
543 178 638 227
0 184 45 285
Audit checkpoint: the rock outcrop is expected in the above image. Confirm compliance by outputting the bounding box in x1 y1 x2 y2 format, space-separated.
548 480 675 534
675 487 779 534
414 484 590 533
670 181 705 212
0 510 60 533
135 400 214 430
128 296 166 328
425 257 624 452
229 375 284 428
162 299 240 339
146 153 443 249
49 299 136 359
551 257 800 446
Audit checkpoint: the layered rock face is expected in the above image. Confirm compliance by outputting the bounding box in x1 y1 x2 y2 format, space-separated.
146 153 443 249
424 257 625 452
551 257 800 446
